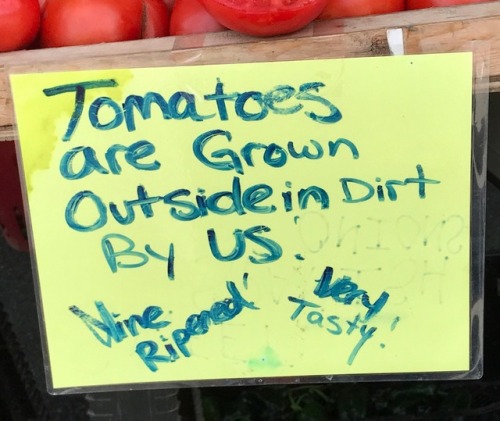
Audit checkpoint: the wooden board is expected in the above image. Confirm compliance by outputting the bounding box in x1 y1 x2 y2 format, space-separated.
1 2 500 140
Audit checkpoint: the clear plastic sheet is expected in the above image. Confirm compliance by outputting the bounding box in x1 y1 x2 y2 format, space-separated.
5 29 489 394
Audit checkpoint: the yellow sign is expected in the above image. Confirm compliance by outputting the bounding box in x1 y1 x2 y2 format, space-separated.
10 53 474 392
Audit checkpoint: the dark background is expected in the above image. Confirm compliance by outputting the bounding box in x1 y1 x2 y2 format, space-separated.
0 93 500 420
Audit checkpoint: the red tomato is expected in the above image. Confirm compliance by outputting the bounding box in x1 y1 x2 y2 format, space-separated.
0 0 41 52
170 0 226 36
163 0 176 11
319 0 404 20
407 0 489 9
41 0 169 48
199 0 328 37
0 141 29 252
143 0 171 38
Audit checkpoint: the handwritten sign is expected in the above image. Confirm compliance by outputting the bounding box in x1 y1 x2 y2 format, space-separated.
10 53 474 392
